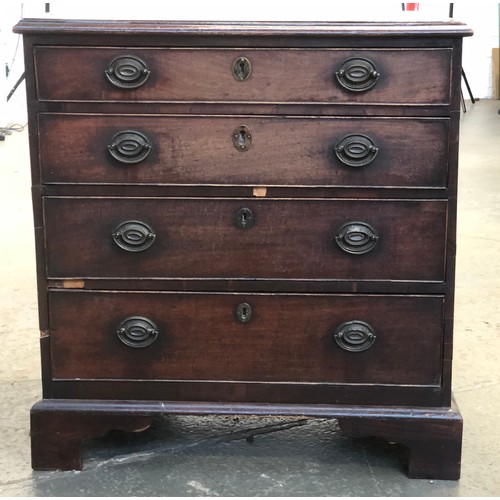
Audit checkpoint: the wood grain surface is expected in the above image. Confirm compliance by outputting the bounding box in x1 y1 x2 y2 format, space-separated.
43 197 447 281
48 290 444 385
39 114 449 187
34 47 452 104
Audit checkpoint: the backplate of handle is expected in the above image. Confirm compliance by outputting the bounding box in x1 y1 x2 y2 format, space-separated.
333 320 376 352
334 134 379 168
116 316 159 348
104 55 151 89
107 130 152 164
334 221 379 255
112 220 156 252
335 57 380 92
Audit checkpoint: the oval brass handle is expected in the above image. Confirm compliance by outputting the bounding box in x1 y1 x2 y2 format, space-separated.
236 302 252 323
112 220 156 252
107 130 152 164
334 221 379 255
104 55 151 89
235 207 255 229
233 56 252 81
116 316 159 348
335 57 380 92
333 320 376 352
334 134 379 168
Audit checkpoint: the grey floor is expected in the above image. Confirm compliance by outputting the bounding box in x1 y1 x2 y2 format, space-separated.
0 99 499 497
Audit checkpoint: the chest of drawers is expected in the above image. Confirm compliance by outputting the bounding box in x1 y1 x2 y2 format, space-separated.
14 18 472 479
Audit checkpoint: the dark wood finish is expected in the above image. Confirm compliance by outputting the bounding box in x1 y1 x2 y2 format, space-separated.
31 401 152 470
14 18 470 476
30 398 462 478
41 182 450 201
34 46 452 105
43 197 447 281
45 379 445 407
33 100 457 118
48 277 448 294
14 19 473 37
38 114 449 187
48 290 444 385
338 398 463 480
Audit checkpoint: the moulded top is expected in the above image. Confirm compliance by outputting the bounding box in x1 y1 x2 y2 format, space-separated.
13 18 473 38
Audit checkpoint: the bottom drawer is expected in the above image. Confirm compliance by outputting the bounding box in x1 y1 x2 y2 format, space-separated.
48 291 443 386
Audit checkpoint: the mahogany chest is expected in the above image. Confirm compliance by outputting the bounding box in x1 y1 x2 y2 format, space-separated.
14 18 472 478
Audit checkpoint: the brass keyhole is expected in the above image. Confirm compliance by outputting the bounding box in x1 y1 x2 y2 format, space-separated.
235 207 255 229
232 125 252 152
233 57 251 81
236 302 252 323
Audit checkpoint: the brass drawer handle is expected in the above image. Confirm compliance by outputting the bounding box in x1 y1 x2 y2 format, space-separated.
334 320 376 352
104 55 151 89
335 57 380 92
236 302 252 323
112 220 156 252
233 56 252 81
334 221 379 255
334 134 379 168
116 316 159 348
235 207 255 229
107 130 152 164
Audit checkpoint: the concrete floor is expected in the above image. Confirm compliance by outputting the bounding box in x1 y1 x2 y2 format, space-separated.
0 99 499 496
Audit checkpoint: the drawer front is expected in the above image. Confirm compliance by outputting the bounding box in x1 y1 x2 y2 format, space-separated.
39 114 449 188
48 291 444 385
44 197 447 282
35 47 452 104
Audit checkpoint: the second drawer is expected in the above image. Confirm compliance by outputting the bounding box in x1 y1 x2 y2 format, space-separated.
38 114 449 188
44 197 447 282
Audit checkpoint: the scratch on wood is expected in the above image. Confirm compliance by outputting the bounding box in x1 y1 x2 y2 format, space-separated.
253 186 267 197
62 280 85 289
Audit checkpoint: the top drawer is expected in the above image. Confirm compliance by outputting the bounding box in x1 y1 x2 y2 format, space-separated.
34 47 452 105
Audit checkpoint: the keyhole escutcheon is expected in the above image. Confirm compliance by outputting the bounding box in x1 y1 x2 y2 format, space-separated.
233 56 252 81
236 302 252 323
232 125 252 152
235 207 255 229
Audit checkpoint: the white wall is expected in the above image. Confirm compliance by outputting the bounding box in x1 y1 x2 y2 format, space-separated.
1 1 498 125
455 3 499 100
0 1 32 125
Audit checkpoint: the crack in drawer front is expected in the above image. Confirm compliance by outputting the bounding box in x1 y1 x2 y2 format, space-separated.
44 197 447 282
49 291 444 385
34 47 452 104
39 114 449 188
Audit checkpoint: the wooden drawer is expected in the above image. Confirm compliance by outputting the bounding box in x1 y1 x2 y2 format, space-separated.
34 47 452 104
44 197 447 282
48 290 444 385
39 114 449 188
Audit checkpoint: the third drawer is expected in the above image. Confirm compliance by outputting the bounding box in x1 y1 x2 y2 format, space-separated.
44 197 447 282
